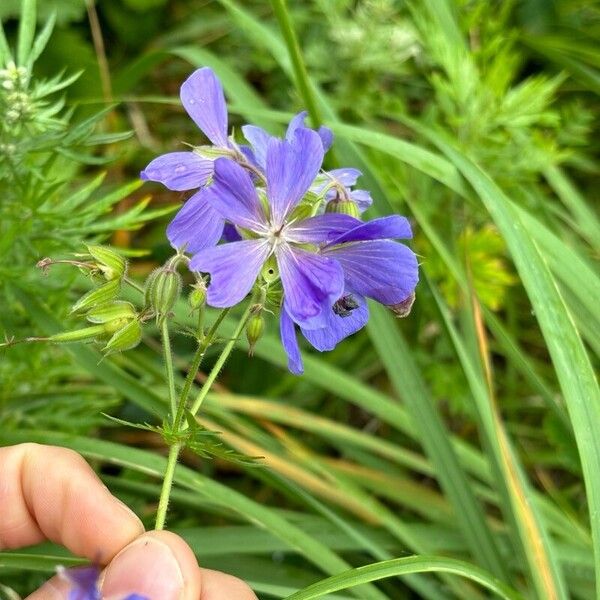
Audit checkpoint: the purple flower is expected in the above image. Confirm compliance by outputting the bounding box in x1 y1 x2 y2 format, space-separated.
141 68 236 253
244 113 371 214
58 565 148 600
140 68 229 192
190 128 347 330
280 214 418 374
242 110 333 170
142 67 418 374
186 128 418 372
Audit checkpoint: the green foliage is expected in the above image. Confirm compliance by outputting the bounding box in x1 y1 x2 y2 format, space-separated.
1 1 599 599
0 5 169 419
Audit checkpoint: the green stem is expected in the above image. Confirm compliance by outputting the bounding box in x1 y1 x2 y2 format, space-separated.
154 441 182 530
161 320 177 419
189 305 252 417
124 276 145 294
197 303 206 345
154 306 248 530
269 0 323 128
173 307 231 431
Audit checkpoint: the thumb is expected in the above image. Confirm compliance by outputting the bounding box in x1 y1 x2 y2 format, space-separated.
101 530 201 600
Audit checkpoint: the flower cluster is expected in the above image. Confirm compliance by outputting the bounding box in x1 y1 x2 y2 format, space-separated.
58 565 148 600
142 68 418 374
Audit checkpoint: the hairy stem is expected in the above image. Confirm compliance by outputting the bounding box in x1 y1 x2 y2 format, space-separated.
154 306 248 530
189 305 252 417
161 320 177 419
173 307 231 431
154 441 182 530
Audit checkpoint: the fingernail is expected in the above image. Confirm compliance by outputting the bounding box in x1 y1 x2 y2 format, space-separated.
101 536 184 600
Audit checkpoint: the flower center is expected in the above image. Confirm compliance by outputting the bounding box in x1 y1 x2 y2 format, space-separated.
266 224 287 248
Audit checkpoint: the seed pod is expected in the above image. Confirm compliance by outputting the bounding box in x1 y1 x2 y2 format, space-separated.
86 245 127 281
102 319 142 355
145 265 182 323
325 199 360 218
246 313 265 356
71 279 120 314
388 292 416 318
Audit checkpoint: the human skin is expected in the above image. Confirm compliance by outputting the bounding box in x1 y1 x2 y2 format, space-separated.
0 443 257 600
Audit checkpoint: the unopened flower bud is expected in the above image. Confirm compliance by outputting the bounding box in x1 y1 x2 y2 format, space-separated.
388 292 416 318
325 199 360 218
42 316 132 346
86 245 127 281
246 312 264 356
189 283 206 311
102 319 142 355
145 265 182 323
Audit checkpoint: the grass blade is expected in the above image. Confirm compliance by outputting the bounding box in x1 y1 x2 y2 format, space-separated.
418 129 600 598
268 0 322 127
429 277 569 600
367 306 508 581
285 556 524 600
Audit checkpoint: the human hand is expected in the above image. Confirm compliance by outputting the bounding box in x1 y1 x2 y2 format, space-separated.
0 443 257 599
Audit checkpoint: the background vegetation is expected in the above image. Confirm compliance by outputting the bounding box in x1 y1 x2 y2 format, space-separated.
0 0 599 598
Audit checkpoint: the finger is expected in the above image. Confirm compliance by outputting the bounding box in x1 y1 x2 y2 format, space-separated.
26 565 258 600
24 575 69 600
199 568 258 600
101 530 202 600
0 443 144 561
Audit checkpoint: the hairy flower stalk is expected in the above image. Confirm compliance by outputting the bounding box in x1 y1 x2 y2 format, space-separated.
154 305 251 530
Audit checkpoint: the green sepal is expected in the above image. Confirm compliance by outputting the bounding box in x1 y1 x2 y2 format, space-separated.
260 256 279 284
325 199 360 218
86 244 127 280
86 301 136 324
102 319 142 355
193 145 232 159
71 279 120 313
188 284 206 311
47 324 106 343
288 198 316 222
